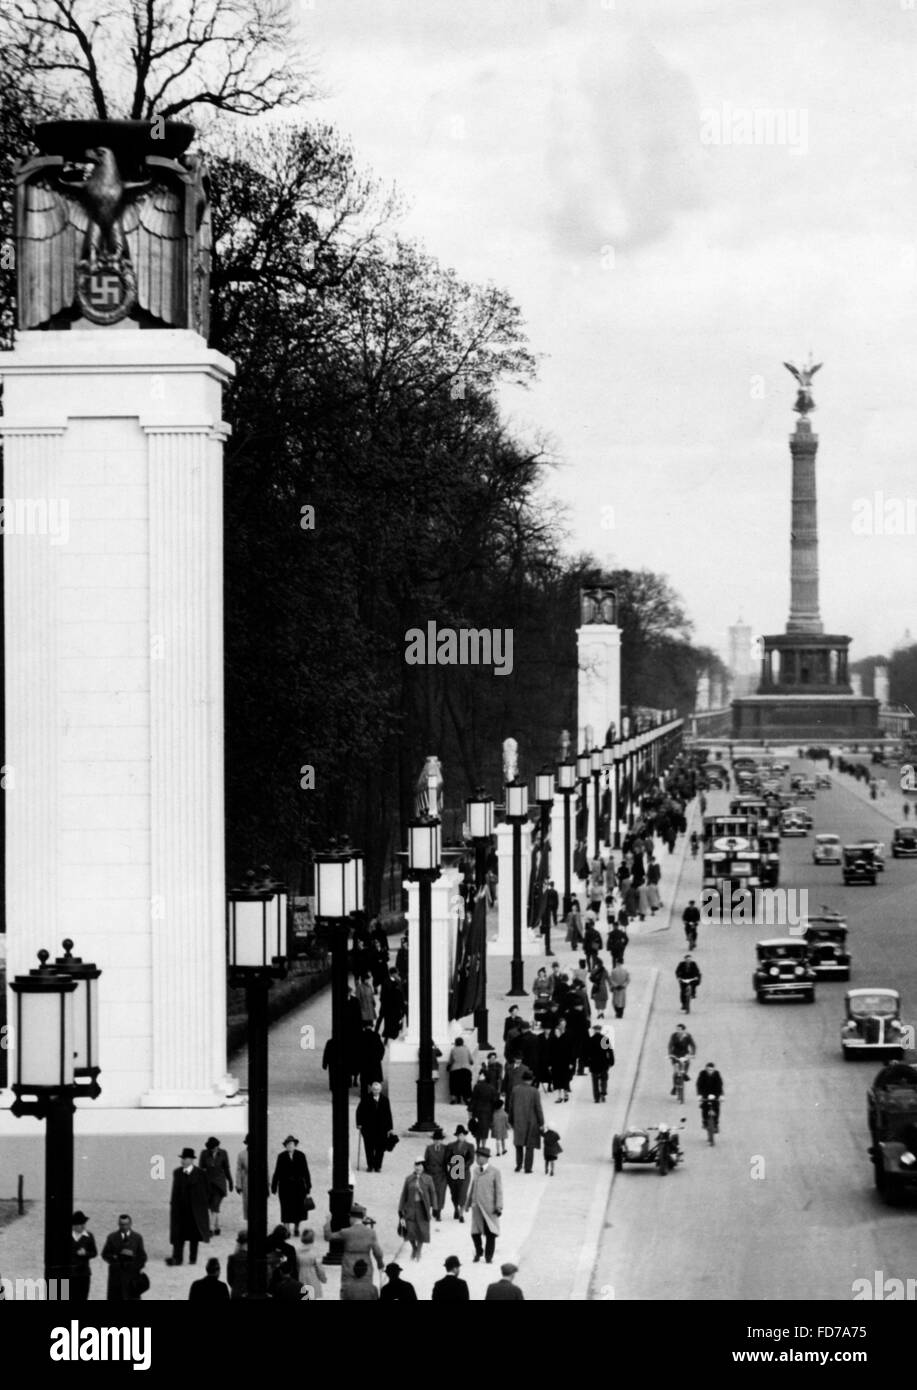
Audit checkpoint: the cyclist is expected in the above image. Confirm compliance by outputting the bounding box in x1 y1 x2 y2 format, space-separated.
667 1023 696 1096
696 1062 724 1132
675 954 701 1013
689 831 699 859
682 900 701 949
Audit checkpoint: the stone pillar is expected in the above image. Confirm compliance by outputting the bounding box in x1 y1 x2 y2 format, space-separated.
787 419 823 633
390 868 461 1058
1 329 236 1115
492 821 539 956
577 622 620 753
874 664 890 707
549 792 576 906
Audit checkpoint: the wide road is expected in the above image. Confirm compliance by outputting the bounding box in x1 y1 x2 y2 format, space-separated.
591 754 917 1301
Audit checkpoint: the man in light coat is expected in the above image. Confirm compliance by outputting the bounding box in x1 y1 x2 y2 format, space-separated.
465 1147 502 1265
507 1069 544 1173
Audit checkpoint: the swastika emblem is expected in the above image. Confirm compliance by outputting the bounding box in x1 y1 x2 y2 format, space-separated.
77 253 136 325
89 273 124 308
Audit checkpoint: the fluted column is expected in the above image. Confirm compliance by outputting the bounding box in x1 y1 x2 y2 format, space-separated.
787 419 823 633
140 424 227 1105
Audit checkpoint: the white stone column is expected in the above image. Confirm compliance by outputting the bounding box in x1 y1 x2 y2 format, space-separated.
577 623 621 752
549 792 576 908
492 821 539 956
389 868 461 1059
0 329 236 1119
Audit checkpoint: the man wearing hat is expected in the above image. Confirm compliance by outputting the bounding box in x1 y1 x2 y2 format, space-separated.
101 1214 147 1300
431 1253 470 1302
199 1137 233 1236
379 1261 417 1302
485 1261 525 1301
507 1067 544 1174
423 1125 448 1221
270 1135 313 1237
166 1148 211 1266
465 1148 502 1264
69 1211 97 1303
587 1020 614 1103
445 1125 475 1221
355 1080 395 1172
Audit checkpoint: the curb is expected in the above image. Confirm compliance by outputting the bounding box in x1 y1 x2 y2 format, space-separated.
572 965 659 1302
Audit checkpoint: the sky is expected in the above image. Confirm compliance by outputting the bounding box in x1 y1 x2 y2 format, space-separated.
296 0 917 667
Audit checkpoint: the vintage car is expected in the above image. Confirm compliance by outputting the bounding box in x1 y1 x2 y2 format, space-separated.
780 808 809 837
815 772 832 789
612 1123 685 1175
795 778 817 799
854 838 885 871
753 938 816 1003
812 832 843 865
842 988 908 1059
734 756 757 773
702 762 729 790
842 845 878 885
892 825 917 858
867 1063 917 1202
804 917 851 980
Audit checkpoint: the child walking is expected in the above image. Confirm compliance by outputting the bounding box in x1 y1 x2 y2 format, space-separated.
543 1127 562 1176
490 1097 509 1156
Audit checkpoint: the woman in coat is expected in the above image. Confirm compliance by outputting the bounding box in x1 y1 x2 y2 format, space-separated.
199 1137 233 1236
564 900 583 949
445 1124 475 1221
589 962 610 1014
646 856 662 913
447 1037 474 1104
548 1019 574 1101
610 963 631 1019
398 1159 436 1260
235 1136 249 1221
270 1136 312 1237
296 1228 327 1300
468 1071 499 1145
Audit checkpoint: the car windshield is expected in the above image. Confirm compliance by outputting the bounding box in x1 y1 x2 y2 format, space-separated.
806 927 845 942
844 847 874 861
817 836 840 844
849 994 898 1018
757 944 806 961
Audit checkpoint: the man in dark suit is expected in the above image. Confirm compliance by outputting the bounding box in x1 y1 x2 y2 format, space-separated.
484 1261 525 1300
380 1261 417 1301
101 1214 147 1300
355 1080 395 1172
431 1254 470 1301
166 1148 211 1266
69 1210 97 1303
188 1256 230 1301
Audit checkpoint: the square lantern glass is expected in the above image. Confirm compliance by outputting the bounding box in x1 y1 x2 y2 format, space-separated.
348 852 365 916
227 893 276 970
314 854 348 920
408 818 441 873
576 752 591 782
466 794 495 840
602 745 614 769
557 760 576 792
11 974 76 1091
53 945 101 1077
505 780 529 819
590 747 603 774
534 769 555 804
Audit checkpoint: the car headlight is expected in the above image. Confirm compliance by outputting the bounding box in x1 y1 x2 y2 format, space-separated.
794 966 805 977
900 1152 916 1168
769 966 779 977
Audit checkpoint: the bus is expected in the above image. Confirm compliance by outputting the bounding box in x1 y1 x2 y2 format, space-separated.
702 844 764 919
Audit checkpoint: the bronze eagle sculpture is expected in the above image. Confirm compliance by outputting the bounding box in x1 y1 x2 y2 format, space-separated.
783 356 822 415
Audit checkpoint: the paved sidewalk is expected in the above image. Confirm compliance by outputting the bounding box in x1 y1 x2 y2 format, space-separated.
0 825 693 1301
825 755 906 829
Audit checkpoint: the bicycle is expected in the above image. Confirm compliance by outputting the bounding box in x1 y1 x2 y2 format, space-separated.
670 1055 690 1104
684 924 698 950
678 978 698 1014
700 1094 720 1145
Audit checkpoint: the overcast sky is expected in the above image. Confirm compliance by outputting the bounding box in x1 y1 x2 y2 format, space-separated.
299 0 917 666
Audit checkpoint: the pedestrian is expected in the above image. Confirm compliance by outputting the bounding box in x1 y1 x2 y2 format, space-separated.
355 972 376 1025
235 1135 249 1221
646 856 662 913
564 899 583 949
586 1019 614 1102
503 1005 524 1053
543 1127 562 1175
549 1019 574 1101
636 882 650 920
564 988 590 1075
490 1097 509 1155
445 1124 475 1219
395 933 409 984
465 1148 502 1264
297 1228 327 1300
101 1214 148 1301
69 1211 97 1303
583 918 603 971
468 1068 499 1146
380 1261 417 1301
398 1158 436 1261
508 1068 544 1173
199 1136 233 1236
358 1021 385 1094
485 1261 525 1300
166 1147 211 1267
485 1050 503 1093
431 1253 470 1301
226 1230 248 1299
377 969 405 1041
188 1256 230 1302
683 899 701 948
423 1126 449 1220
503 1055 525 1115
607 923 628 966
344 986 363 1086
340 1258 379 1300
331 1212 385 1288
541 880 559 937
590 960 610 1014
610 962 630 1019
266 1224 298 1292
485 867 498 906
550 960 569 1009
534 1022 552 1090
531 966 554 1025
447 1035 474 1104
356 1078 395 1172
270 1135 313 1238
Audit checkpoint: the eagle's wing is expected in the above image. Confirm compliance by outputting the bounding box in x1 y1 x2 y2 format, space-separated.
122 183 184 325
18 179 90 327
809 363 822 376
783 362 801 382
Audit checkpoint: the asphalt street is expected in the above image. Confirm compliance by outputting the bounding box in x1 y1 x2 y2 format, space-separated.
591 754 917 1301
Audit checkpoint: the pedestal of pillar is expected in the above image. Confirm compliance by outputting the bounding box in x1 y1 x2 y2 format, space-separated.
1 329 235 1114
577 623 621 751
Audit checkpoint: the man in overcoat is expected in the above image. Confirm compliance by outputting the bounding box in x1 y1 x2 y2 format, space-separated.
167 1148 211 1265
507 1069 544 1173
465 1147 502 1264
101 1214 147 1300
356 1080 395 1172
445 1124 475 1221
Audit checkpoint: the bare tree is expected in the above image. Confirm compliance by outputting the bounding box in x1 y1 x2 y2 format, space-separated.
5 0 312 121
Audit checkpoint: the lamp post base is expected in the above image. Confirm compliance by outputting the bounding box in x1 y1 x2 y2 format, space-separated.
474 1006 492 1053
507 959 528 997
409 1076 437 1132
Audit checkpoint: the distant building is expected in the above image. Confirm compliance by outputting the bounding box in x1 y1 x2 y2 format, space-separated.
728 617 754 699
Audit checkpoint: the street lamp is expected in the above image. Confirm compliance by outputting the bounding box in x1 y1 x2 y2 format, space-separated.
227 868 289 1299
505 778 529 997
10 942 101 1292
534 767 556 956
406 816 442 1132
464 789 494 1049
315 843 364 1259
590 746 604 859
557 759 577 915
